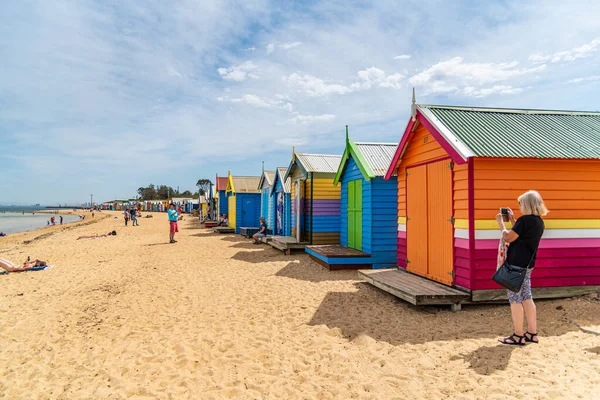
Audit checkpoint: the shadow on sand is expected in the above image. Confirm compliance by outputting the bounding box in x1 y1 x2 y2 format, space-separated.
307 282 600 349
450 345 516 375
275 259 360 283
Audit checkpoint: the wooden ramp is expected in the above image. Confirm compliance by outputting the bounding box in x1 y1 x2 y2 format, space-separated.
212 226 235 234
268 236 307 255
359 269 470 311
306 245 371 271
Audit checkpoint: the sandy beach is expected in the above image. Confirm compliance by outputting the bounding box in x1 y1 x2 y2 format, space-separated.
0 211 598 399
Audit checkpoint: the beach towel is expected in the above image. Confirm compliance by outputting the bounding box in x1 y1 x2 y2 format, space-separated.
0 265 53 275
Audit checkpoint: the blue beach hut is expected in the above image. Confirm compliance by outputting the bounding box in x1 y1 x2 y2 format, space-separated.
270 167 292 237
226 173 262 234
216 174 229 216
306 132 398 270
258 169 276 234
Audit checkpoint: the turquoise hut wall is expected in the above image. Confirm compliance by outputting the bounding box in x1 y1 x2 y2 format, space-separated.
340 155 398 269
272 175 292 236
260 187 275 232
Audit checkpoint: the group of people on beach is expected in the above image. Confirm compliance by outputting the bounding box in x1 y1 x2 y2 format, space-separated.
123 207 140 226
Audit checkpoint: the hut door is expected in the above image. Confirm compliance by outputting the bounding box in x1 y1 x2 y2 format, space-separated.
406 160 454 286
406 165 429 277
426 161 454 286
347 180 363 250
295 180 303 242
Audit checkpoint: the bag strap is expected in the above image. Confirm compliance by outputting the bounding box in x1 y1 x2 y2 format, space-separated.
526 248 538 269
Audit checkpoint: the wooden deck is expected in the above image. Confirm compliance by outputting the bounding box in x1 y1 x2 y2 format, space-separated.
306 245 372 271
204 221 218 228
359 269 470 311
240 227 260 237
268 236 307 255
212 226 235 234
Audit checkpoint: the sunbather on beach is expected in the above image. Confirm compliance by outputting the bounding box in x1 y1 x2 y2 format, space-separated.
0 258 47 272
76 230 117 240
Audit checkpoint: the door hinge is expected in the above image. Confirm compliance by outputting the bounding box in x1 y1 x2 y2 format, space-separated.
447 161 454 170
405 172 409 177
448 270 455 279
406 216 410 221
448 216 455 224
406 259 410 264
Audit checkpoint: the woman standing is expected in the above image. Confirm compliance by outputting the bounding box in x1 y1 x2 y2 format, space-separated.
496 190 548 345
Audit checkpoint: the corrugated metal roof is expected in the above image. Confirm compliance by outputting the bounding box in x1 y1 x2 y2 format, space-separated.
259 170 276 189
355 142 398 176
296 153 342 173
420 105 600 159
231 176 261 193
216 177 228 191
277 167 291 193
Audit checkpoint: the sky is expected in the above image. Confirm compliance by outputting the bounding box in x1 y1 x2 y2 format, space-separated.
1 0 599 205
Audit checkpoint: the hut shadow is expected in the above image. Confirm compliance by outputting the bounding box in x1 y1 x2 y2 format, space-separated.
229 242 262 249
449 345 516 375
220 235 248 243
307 283 600 346
231 247 301 264
275 259 360 283
586 346 600 355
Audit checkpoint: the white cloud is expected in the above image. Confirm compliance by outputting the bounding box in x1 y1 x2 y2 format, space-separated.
167 65 183 78
462 85 523 98
285 73 353 96
244 47 256 51
230 94 271 108
217 61 259 81
567 75 600 84
409 57 545 95
394 54 411 60
224 94 293 112
289 114 336 124
266 43 275 54
529 38 600 63
286 67 405 97
279 42 302 50
355 67 404 89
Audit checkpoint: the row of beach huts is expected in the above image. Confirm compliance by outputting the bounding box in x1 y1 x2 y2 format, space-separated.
212 101 600 309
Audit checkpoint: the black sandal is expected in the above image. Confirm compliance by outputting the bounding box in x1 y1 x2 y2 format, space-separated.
499 333 525 346
524 332 538 343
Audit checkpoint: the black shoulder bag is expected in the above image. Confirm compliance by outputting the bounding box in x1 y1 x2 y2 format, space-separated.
492 249 537 292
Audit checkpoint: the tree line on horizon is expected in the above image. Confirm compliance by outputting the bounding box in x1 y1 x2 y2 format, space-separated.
135 179 213 201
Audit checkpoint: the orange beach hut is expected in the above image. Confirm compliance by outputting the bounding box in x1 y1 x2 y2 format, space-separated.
380 101 600 302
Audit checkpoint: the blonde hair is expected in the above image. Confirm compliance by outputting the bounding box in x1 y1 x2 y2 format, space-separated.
518 190 549 216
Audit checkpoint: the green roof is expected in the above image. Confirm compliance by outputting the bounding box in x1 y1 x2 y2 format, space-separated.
419 105 600 159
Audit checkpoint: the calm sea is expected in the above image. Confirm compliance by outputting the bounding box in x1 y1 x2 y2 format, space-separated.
0 208 83 235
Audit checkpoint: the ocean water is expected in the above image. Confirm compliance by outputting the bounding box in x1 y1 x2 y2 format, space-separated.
0 212 82 235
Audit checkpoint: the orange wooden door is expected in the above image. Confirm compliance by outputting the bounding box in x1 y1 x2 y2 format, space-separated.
406 165 428 276
426 160 454 285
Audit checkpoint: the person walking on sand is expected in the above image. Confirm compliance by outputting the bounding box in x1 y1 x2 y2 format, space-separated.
168 203 179 243
60 215 63 225
496 190 547 346
130 207 139 226
124 208 130 226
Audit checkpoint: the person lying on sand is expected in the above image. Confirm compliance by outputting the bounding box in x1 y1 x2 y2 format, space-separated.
0 258 47 272
0 232 6 237
77 230 117 240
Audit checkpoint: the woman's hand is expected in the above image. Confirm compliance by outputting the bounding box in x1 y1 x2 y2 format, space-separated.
507 207 516 224
495 213 506 230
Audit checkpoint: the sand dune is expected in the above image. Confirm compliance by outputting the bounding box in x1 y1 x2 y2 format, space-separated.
0 211 599 399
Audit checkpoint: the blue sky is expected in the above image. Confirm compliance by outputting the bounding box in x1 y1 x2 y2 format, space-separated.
1 0 599 205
